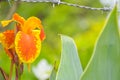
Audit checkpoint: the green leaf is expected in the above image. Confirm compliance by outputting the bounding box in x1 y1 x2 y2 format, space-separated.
50 68 56 80
56 35 83 80
49 62 57 80
80 6 120 80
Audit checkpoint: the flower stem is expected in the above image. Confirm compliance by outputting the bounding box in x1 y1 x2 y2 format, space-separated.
8 60 14 80
15 64 22 80
15 67 18 80
27 64 31 72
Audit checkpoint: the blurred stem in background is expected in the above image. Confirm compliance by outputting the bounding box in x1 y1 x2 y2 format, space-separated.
8 61 14 80
0 0 20 31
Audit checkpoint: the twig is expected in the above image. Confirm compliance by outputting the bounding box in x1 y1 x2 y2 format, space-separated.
0 67 8 80
6 0 21 19
0 0 21 31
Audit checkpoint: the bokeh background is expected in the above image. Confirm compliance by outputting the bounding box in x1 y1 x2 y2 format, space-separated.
0 0 119 80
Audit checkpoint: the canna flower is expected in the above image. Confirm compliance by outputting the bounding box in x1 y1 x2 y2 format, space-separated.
0 30 15 49
0 30 15 59
1 13 45 63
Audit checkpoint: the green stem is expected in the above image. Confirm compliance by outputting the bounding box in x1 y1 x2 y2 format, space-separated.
8 60 14 80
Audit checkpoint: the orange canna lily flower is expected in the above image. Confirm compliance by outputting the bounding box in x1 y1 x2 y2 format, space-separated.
0 30 15 49
0 30 15 59
1 13 45 63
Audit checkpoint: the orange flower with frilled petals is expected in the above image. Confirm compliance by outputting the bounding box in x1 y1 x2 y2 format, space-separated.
0 30 15 59
0 30 15 49
1 13 45 63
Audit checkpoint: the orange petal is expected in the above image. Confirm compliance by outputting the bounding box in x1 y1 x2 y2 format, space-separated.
1 20 13 27
15 31 41 63
23 17 43 33
13 13 25 25
40 28 46 41
0 30 15 49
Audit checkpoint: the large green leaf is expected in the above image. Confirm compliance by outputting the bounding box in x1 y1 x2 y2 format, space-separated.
49 63 57 80
80 6 120 80
50 68 56 80
56 35 83 80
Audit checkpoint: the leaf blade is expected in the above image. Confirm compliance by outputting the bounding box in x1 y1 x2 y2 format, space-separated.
49 62 57 80
80 6 120 80
56 35 83 80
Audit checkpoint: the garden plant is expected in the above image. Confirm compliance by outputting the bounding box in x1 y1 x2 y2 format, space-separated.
0 0 120 80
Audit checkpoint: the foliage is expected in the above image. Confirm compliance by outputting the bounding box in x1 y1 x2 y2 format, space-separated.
50 5 120 80
80 5 120 80
0 0 117 80
56 35 83 80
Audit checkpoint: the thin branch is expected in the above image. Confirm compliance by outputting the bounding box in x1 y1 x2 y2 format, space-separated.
6 0 21 19
0 0 21 31
0 67 8 80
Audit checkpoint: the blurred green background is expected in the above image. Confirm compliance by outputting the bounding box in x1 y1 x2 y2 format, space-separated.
0 0 109 80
